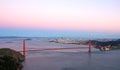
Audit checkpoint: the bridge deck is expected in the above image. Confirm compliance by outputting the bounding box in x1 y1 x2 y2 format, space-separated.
18 47 89 52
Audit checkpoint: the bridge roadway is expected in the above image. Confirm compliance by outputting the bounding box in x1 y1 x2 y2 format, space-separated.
18 47 90 52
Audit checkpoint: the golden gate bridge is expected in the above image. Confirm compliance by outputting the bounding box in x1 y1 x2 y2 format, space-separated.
19 40 93 59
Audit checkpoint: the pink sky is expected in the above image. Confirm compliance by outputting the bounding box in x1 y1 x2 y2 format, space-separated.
0 0 120 33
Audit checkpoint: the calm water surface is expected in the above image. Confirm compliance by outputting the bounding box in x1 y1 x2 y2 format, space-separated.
22 50 120 70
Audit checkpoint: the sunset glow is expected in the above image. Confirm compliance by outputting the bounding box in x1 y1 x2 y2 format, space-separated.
0 0 120 38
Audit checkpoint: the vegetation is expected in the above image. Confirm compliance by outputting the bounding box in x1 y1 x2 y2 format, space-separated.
111 46 120 50
91 39 120 50
0 48 25 70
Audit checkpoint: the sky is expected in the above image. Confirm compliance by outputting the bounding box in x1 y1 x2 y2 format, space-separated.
0 0 120 38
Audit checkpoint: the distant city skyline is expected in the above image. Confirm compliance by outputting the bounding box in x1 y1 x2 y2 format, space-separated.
0 0 120 38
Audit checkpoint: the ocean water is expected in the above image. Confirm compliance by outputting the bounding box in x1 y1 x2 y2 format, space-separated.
22 50 120 70
0 38 120 70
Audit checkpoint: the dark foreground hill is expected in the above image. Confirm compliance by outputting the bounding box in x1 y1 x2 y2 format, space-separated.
0 48 25 70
